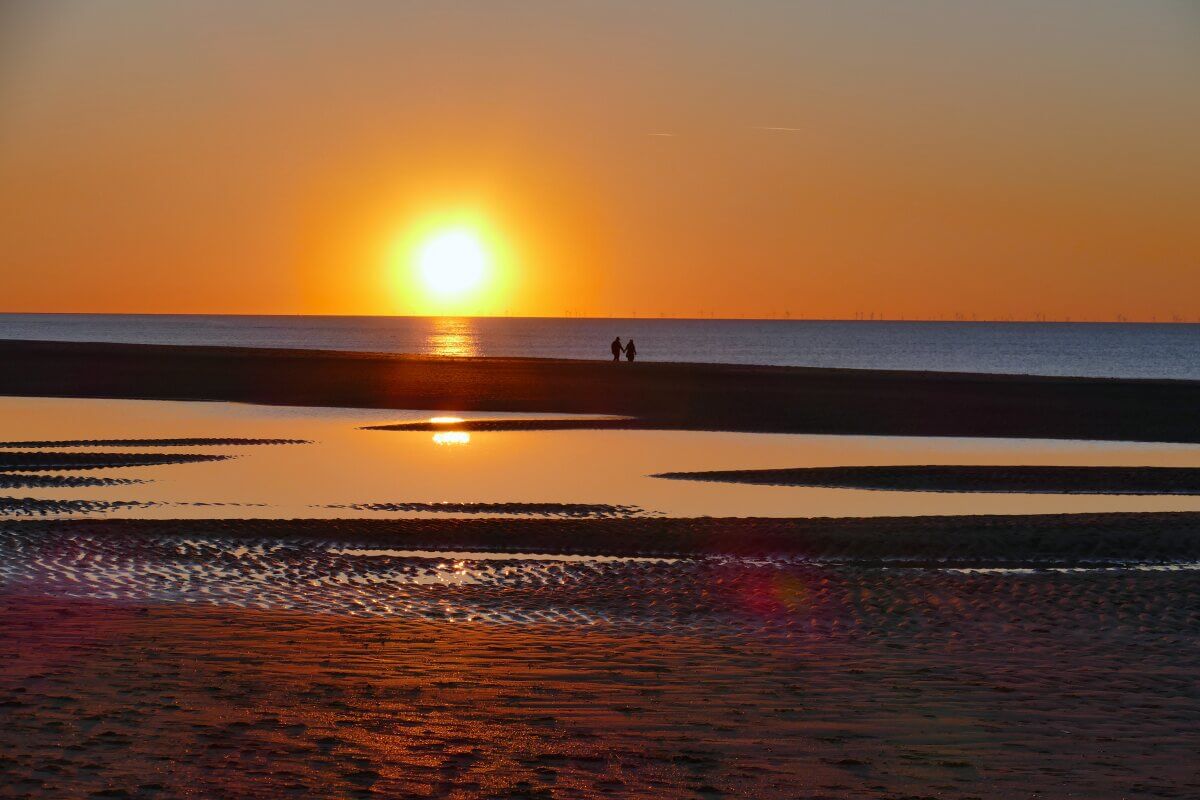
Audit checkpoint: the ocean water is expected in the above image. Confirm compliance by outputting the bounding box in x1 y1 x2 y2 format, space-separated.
1 314 1197 380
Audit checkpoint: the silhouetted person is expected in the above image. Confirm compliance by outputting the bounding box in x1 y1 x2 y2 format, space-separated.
611 337 622 361
624 339 637 362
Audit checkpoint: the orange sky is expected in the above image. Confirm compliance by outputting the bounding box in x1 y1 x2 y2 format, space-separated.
1 1 1197 320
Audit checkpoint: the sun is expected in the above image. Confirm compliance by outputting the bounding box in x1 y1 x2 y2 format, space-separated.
387 214 509 314
417 229 489 297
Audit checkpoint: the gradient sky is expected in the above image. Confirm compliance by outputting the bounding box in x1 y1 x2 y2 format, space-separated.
1 1 1197 319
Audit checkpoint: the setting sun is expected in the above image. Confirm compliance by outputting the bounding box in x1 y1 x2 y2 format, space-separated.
417 229 489 297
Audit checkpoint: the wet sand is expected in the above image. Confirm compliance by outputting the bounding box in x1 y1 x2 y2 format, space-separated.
0 452 230 471
5 594 1194 799
0 474 144 489
654 465 1200 495
4 339 1200 441
7 396 1200 520
7 512 1200 565
324 502 654 518
3 350 1200 797
0 498 153 516
0 437 310 448
2 515 1198 798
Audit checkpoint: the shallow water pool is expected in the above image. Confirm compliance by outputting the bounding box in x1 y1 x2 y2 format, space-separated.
4 396 1200 519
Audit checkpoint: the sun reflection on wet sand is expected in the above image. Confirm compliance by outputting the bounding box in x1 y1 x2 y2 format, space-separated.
424 318 479 357
430 414 470 445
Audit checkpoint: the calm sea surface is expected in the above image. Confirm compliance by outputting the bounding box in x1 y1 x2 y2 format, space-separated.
1 314 1197 380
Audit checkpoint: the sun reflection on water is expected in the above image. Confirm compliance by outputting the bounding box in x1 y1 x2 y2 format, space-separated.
425 318 479 358
432 431 471 446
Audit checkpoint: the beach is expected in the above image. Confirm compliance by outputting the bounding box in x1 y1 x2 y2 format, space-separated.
3 516 1199 798
9 2 1199 795
2 345 1200 797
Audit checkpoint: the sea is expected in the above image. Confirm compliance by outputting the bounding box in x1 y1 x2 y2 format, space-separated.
1 313 1197 380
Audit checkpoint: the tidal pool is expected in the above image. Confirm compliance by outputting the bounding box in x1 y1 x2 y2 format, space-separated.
3 396 1200 519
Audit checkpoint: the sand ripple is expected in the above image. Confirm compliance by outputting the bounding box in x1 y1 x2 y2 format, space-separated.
2 518 1199 798
3 523 1198 636
0 452 229 471
0 437 309 447
0 473 145 489
0 498 155 517
325 502 654 518
22 513 1196 564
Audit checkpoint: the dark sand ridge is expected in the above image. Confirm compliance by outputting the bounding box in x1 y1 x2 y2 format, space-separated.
0 498 152 516
0 437 309 447
365 418 639 432
11 513 1200 565
323 502 652 518
4 339 1200 442
0 498 644 519
0 474 145 489
0 452 229 471
0 500 285 516
654 465 1200 495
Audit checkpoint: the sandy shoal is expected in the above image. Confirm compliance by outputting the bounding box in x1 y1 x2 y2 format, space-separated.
3 338 1200 441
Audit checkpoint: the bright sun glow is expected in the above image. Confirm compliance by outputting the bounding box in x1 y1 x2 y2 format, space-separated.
417 229 489 296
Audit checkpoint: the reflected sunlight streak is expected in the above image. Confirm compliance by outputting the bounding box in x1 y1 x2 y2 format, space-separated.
424 318 479 358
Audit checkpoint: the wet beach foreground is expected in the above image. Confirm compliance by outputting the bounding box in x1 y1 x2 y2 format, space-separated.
2 593 1196 799
1 386 1199 798
2 514 1200 798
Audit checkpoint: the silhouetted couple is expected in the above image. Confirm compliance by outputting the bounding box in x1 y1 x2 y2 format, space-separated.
610 337 637 362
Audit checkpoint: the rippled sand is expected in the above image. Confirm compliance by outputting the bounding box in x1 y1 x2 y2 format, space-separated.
0 437 311 448
0 474 145 489
324 502 655 519
2 519 1197 798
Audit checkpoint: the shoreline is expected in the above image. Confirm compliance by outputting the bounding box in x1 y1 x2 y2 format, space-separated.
2 339 1199 442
